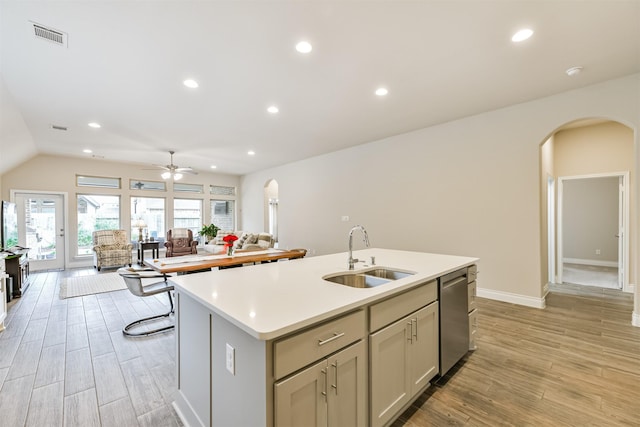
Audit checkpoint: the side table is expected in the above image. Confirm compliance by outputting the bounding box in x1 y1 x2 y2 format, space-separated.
137 241 160 266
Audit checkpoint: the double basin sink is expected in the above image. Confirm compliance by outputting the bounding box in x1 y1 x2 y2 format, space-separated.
323 268 415 288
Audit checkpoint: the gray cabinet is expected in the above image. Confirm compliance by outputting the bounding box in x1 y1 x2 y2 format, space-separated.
275 340 366 427
369 280 439 427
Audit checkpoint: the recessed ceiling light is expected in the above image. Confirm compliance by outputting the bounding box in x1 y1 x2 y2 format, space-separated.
210 165 217 169
512 28 533 42
183 79 199 88
296 41 312 53
375 87 388 96
88 122 101 128
83 149 92 154
267 105 279 114
248 150 255 156
566 66 583 76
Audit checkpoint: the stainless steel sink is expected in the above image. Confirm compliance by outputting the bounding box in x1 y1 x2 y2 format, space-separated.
363 268 415 280
323 268 415 288
323 273 390 288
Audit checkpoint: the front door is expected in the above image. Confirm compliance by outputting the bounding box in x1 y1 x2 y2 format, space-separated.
14 192 65 271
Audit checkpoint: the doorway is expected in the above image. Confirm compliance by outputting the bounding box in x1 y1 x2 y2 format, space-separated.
13 192 66 271
264 179 279 246
556 173 628 290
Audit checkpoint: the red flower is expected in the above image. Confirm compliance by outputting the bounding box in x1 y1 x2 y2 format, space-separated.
223 234 238 246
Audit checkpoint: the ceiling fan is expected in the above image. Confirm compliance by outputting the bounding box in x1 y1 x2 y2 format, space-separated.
152 151 197 180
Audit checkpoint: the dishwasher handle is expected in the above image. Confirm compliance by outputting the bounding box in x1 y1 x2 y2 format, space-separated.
441 276 467 290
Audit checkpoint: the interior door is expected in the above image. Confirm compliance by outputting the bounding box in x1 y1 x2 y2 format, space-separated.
14 192 65 271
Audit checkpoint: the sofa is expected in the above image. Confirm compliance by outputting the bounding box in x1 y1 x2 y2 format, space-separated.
92 229 133 271
202 230 275 254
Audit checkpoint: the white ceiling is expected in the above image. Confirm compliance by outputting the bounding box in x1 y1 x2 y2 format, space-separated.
1 1 639 176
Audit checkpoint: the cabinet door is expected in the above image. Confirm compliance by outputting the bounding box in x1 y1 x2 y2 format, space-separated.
327 341 366 427
408 302 439 394
370 315 411 427
275 358 328 427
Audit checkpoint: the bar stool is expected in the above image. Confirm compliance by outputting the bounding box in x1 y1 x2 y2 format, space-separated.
117 269 175 336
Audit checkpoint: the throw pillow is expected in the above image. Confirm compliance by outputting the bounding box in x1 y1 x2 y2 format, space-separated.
256 233 273 249
236 233 251 248
241 234 259 249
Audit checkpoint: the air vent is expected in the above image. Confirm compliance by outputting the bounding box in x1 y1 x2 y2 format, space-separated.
31 22 67 47
51 124 68 131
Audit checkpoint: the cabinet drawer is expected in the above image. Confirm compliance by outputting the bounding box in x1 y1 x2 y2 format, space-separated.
274 309 366 380
468 309 478 350
467 264 477 283
468 281 477 312
369 280 437 332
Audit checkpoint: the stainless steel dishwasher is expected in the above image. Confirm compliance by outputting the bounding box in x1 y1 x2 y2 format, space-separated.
438 267 470 375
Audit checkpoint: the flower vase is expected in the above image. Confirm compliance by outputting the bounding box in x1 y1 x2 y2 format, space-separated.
227 245 234 256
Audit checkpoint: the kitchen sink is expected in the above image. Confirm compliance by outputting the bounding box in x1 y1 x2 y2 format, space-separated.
363 268 415 280
323 268 416 288
324 273 390 288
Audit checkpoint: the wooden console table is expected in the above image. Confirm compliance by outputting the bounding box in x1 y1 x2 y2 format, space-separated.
137 241 160 266
144 248 306 274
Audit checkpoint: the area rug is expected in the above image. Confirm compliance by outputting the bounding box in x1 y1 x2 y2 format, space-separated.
59 272 167 299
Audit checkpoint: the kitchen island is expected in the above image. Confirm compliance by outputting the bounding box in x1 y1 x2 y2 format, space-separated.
171 248 477 427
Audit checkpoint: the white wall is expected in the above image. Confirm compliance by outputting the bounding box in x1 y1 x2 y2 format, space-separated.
241 73 640 314
562 177 619 263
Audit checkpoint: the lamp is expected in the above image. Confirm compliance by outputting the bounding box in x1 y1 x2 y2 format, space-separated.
161 171 183 180
133 219 147 242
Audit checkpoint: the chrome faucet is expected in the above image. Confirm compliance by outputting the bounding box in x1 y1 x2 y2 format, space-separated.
348 225 370 270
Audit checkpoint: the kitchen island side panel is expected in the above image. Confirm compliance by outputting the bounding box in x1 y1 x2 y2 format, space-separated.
211 310 269 427
175 291 213 427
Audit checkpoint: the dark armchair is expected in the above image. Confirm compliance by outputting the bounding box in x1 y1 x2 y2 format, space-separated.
164 228 198 257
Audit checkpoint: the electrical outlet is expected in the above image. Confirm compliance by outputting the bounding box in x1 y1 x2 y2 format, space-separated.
341 215 349 222
226 343 235 375
595 249 601 255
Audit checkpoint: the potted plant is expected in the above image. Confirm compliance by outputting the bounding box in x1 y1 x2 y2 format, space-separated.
199 224 220 244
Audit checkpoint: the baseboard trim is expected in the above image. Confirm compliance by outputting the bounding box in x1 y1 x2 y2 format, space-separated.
633 311 640 327
477 287 546 309
563 258 618 268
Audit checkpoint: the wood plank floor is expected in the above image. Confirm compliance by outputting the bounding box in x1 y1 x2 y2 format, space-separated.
1 270 639 426
394 282 640 426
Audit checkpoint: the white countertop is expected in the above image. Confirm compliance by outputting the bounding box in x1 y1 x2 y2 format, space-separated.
170 248 477 340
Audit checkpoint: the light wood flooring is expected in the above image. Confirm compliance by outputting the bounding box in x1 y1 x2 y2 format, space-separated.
394 282 640 426
1 269 639 426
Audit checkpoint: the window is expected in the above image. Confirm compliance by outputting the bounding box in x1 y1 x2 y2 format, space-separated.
211 200 235 230
130 179 166 191
77 175 121 189
174 199 202 243
77 195 120 255
131 197 165 243
210 185 236 196
174 183 204 193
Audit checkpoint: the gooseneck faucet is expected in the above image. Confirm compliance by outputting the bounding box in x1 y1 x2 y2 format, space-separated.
348 225 370 270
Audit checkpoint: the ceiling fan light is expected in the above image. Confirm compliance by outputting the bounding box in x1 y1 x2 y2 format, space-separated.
173 173 183 180
161 172 171 180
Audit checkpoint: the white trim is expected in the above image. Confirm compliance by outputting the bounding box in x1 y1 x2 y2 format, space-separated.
632 311 640 327
477 287 546 309
563 258 618 268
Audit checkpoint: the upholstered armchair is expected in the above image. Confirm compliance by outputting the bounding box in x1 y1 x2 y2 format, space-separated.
164 228 198 257
92 229 133 271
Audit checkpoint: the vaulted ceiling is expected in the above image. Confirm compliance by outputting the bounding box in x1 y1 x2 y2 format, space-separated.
1 1 639 176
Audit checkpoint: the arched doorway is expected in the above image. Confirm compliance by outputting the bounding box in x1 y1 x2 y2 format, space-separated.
541 118 635 298
264 179 279 246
